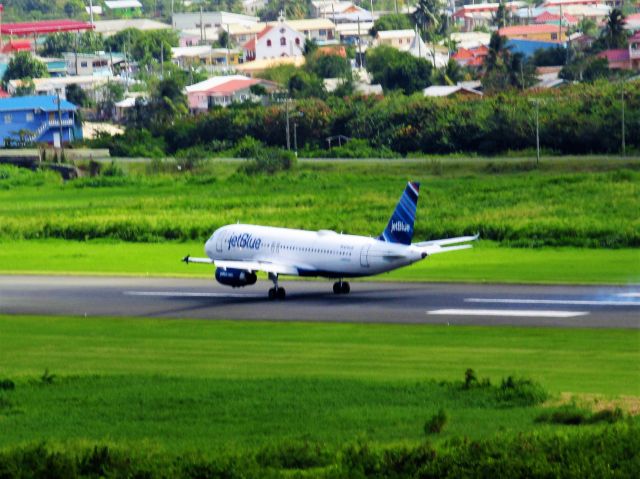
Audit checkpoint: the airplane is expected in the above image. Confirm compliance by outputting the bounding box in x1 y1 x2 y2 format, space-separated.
183 182 478 299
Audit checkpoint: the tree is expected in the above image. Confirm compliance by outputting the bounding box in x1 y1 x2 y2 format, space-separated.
217 30 230 49
493 1 508 29
148 77 188 128
366 45 432 94
66 84 90 107
602 9 628 49
307 53 350 79
369 14 412 36
482 32 536 92
97 82 125 120
64 0 84 17
288 71 325 99
432 58 464 85
412 0 445 41
2 52 49 86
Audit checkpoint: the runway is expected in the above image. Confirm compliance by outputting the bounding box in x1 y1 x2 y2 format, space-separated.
1 275 638 328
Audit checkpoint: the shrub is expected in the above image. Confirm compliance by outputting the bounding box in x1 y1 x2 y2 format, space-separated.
239 148 297 175
463 368 477 389
40 369 55 385
232 135 264 158
101 161 125 177
496 376 548 406
255 440 332 469
425 409 448 435
0 379 15 391
536 406 626 425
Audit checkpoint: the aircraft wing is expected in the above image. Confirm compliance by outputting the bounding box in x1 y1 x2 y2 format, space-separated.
414 234 479 255
215 260 299 276
182 256 213 264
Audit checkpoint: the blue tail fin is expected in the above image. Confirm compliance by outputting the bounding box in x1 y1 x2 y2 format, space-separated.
378 182 420 245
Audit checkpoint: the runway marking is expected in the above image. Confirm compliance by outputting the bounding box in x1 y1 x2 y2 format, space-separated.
618 293 640 298
428 309 588 318
465 298 640 307
124 291 264 299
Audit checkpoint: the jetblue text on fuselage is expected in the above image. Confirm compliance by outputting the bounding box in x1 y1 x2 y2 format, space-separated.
228 233 262 250
390 221 411 233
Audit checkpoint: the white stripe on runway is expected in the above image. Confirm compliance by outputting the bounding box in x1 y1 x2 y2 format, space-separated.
618 293 640 298
465 298 640 307
428 309 588 318
124 291 263 298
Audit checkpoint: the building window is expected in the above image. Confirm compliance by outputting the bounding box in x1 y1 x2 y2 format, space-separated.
4 114 11 124
319 29 327 36
551 33 558 40
80 61 88 68
295 38 300 46
280 37 286 46
26 112 34 122
267 39 272 46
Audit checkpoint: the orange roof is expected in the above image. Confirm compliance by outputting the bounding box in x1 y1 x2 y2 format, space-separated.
499 24 564 36
316 45 347 58
535 11 561 23
243 25 274 51
205 78 259 95
453 47 474 60
1 39 32 53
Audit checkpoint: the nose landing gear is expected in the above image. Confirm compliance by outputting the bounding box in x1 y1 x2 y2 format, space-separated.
333 280 350 295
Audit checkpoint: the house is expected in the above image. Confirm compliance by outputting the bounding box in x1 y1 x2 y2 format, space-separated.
7 76 125 103
185 75 278 111
542 0 621 8
597 32 640 69
452 2 526 32
0 40 32 54
243 21 305 62
171 46 242 68
242 0 268 15
406 34 449 68
0 95 80 147
452 45 489 68
278 19 336 43
499 24 569 42
92 19 171 37
423 85 483 98
515 5 611 24
234 56 306 75
375 30 415 48
63 52 125 76
172 11 259 31
85 6 103 17
103 1 143 17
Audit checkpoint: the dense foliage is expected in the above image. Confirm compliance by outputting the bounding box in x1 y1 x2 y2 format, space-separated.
0 425 636 478
366 45 433 94
91 81 640 157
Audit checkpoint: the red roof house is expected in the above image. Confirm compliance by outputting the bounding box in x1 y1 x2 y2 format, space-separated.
0 39 32 54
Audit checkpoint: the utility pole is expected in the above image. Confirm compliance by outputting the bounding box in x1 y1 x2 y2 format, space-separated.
534 99 540 166
621 81 626 157
88 0 94 26
56 89 64 158
160 43 164 79
294 121 298 157
357 17 363 68
285 96 291 150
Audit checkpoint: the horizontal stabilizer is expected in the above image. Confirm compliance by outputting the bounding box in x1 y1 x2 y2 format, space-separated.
421 244 473 255
414 234 479 248
215 260 299 276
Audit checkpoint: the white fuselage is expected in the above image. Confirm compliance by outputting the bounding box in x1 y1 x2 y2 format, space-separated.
205 224 426 278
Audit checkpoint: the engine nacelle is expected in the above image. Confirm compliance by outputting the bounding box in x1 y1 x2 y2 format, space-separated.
215 267 257 288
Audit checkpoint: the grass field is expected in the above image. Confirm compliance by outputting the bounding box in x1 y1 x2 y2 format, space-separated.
0 315 638 454
0 239 638 284
0 158 638 248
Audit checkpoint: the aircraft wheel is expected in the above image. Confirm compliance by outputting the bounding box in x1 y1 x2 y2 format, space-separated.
341 282 350 294
268 288 276 300
333 282 341 294
277 287 286 300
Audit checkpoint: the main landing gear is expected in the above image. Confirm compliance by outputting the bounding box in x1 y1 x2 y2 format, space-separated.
268 272 286 300
333 280 350 295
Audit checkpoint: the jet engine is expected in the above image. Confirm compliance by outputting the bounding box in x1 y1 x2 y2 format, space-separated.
215 267 257 288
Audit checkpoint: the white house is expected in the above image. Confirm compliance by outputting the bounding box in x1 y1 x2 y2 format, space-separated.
243 20 305 62
242 0 268 15
172 11 259 30
375 29 415 48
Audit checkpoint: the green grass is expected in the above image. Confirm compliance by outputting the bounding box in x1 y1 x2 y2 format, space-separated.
0 315 638 453
1 158 639 247
0 239 637 284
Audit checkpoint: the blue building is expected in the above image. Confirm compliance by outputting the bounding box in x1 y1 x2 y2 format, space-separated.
0 96 81 147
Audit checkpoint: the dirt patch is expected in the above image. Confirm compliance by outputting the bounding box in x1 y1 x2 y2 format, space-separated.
545 392 640 415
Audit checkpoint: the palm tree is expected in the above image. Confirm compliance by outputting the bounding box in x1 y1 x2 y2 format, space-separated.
603 9 628 49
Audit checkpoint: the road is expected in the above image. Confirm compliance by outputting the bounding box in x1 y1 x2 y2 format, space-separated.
1 275 638 328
